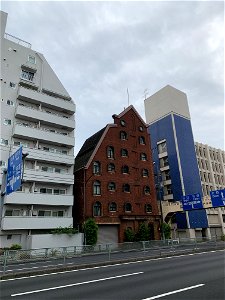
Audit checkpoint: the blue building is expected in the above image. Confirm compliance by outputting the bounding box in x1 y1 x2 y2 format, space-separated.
144 85 209 238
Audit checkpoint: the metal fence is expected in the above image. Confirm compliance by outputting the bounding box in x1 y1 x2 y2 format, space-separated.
1 237 224 276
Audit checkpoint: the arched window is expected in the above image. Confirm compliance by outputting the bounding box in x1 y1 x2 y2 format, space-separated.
107 146 114 159
107 163 115 172
120 131 127 140
142 169 149 177
122 165 129 174
140 153 147 161
108 182 116 191
145 204 152 213
121 148 128 157
93 201 101 216
139 136 146 145
123 184 130 193
144 186 151 195
125 203 132 212
93 161 101 174
109 202 117 212
93 180 101 195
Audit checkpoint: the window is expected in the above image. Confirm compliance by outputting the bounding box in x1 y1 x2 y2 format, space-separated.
108 182 116 191
145 204 152 213
52 211 64 217
93 201 101 216
21 70 35 82
93 161 101 174
142 169 149 177
109 202 117 212
55 168 61 173
93 180 101 195
120 131 127 140
163 169 171 181
5 210 13 216
123 184 130 193
107 146 114 159
139 136 146 145
38 210 51 217
54 189 66 195
157 141 167 154
4 119 12 125
40 188 52 194
7 100 14 106
125 203 132 212
120 120 126 126
144 186 151 195
122 165 129 174
108 163 115 172
139 126 144 132
140 153 147 161
160 157 169 168
166 185 173 195
121 149 128 157
0 160 6 167
0 138 8 146
28 55 36 64
9 82 16 88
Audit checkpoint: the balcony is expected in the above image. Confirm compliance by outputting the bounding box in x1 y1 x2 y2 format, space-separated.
13 123 75 147
15 104 75 130
18 86 75 114
1 216 73 230
4 192 73 206
23 168 74 185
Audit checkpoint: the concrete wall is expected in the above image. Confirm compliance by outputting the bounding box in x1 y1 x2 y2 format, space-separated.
26 233 83 249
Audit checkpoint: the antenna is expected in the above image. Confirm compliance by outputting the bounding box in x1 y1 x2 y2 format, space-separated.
127 88 130 107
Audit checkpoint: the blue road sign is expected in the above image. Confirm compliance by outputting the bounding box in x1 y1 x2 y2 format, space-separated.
6 147 23 195
182 193 203 210
210 189 225 207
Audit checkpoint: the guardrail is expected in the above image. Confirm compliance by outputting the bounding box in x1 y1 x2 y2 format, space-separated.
1 237 224 275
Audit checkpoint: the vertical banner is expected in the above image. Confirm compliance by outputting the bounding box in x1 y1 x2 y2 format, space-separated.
6 147 23 195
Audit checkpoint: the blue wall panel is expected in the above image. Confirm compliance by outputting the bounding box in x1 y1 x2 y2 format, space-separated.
188 210 208 228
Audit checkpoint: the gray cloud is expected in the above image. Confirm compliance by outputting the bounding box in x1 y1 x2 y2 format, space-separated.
2 1 224 154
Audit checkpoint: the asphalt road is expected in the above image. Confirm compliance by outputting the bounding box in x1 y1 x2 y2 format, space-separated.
1 241 222 276
1 250 224 299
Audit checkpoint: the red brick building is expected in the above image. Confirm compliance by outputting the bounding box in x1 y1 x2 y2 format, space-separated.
73 106 160 243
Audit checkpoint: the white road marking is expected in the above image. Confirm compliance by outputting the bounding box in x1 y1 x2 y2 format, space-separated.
11 272 143 297
1 249 224 282
142 284 205 299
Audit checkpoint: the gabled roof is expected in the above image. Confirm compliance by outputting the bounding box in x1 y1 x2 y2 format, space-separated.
74 126 107 172
115 105 148 127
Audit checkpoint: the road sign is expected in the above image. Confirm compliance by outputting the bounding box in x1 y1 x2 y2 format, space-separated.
6 147 23 195
182 193 203 210
210 189 225 207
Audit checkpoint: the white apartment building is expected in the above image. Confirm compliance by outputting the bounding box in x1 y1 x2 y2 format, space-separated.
0 11 76 248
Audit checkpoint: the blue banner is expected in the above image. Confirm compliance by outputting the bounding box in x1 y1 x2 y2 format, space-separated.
182 193 203 210
6 147 23 195
210 189 225 207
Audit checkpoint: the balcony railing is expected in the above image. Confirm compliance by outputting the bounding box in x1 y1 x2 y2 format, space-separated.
5 33 31 48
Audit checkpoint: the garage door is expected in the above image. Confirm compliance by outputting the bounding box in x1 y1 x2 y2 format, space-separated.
97 225 119 245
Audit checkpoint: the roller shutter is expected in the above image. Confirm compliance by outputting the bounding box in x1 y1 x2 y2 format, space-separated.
97 225 119 245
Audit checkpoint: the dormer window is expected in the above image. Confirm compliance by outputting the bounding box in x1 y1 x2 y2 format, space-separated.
21 69 35 82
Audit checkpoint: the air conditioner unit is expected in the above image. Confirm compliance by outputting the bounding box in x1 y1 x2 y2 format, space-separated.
34 188 38 192
32 210 38 216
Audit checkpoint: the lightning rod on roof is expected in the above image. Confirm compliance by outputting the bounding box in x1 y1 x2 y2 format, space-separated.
127 88 130 107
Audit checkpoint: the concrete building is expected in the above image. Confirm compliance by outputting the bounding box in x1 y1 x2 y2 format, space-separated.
0 11 76 248
74 105 160 244
144 85 209 239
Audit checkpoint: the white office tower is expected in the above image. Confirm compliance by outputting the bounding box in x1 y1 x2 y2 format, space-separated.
0 11 76 248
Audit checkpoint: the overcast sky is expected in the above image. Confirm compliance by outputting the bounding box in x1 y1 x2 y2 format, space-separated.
2 1 224 154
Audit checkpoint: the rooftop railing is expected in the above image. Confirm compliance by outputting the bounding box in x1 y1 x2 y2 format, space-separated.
5 33 31 48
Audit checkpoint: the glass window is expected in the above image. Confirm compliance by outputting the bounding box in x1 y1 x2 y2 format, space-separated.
93 180 101 195
160 157 169 168
7 100 14 106
140 153 147 161
93 201 101 216
123 184 130 193
144 186 151 195
145 204 152 213
0 160 6 167
120 131 127 140
108 182 116 191
28 55 36 64
5 210 13 216
9 82 16 89
93 161 101 174
125 203 132 212
108 163 115 172
40 188 52 194
157 141 167 154
107 146 114 159
139 136 146 145
122 165 129 174
142 169 149 177
0 138 8 146
121 149 128 157
120 120 126 126
4 119 12 125
21 70 35 82
55 168 61 173
109 202 117 212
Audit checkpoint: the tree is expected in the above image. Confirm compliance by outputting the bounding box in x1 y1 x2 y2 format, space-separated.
84 218 98 245
135 223 150 241
162 222 171 239
124 228 135 242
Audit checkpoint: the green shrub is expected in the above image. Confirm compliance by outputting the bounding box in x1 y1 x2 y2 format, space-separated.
135 223 150 241
51 226 78 235
161 222 171 239
124 228 135 242
84 218 98 245
10 244 22 250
